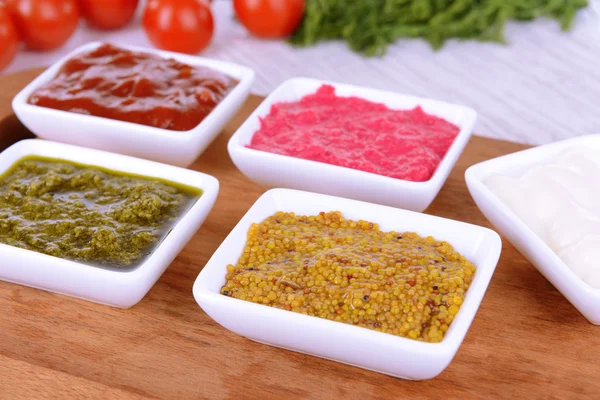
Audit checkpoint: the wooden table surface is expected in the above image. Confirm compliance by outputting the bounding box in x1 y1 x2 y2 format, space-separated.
0 70 598 400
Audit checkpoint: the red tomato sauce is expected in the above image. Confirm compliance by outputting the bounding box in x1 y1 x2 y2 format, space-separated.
28 43 237 131
247 85 460 182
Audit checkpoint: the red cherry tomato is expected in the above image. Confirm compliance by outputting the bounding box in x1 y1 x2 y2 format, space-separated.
0 5 19 70
143 0 214 55
78 0 138 30
5 0 79 51
233 0 304 39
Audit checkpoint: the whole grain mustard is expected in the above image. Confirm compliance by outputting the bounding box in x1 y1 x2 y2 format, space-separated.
221 211 476 342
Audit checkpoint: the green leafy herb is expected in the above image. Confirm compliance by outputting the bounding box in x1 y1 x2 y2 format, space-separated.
289 0 589 56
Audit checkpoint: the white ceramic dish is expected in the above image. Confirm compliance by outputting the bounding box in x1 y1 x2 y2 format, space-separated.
193 188 501 380
0 139 219 308
466 134 600 325
12 41 255 168
227 78 477 212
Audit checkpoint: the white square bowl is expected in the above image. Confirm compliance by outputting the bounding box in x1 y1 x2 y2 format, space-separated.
465 134 600 324
12 41 255 168
0 139 219 308
227 78 477 212
193 188 501 380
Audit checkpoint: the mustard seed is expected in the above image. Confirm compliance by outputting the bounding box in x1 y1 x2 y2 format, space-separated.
221 211 476 343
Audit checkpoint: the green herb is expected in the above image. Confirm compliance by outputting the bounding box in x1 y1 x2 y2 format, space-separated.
290 0 589 56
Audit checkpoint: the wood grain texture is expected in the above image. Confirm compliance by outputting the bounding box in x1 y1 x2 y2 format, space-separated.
0 69 599 400
4 2 600 146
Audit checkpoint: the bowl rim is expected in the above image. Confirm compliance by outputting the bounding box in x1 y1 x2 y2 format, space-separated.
0 138 220 278
227 77 477 191
193 187 502 356
465 133 600 298
11 41 256 140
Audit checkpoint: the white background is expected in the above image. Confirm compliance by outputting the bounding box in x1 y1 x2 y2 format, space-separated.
4 0 600 145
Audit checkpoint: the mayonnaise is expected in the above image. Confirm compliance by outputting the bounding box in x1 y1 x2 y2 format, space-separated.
486 148 600 289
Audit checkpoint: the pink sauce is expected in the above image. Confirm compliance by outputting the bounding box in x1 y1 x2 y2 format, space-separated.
247 85 461 182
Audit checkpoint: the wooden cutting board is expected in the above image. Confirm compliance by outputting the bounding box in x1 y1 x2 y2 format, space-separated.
0 69 597 400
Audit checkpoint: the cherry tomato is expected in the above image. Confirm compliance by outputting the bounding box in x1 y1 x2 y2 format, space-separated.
0 5 19 70
233 0 304 39
78 0 138 30
143 0 213 55
5 0 79 51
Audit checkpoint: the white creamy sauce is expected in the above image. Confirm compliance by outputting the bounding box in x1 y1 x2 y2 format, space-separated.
486 148 600 289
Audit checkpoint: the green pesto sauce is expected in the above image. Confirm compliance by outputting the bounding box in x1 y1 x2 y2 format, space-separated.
0 156 202 270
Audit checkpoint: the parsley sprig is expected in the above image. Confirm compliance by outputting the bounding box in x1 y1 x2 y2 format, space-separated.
289 0 589 56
